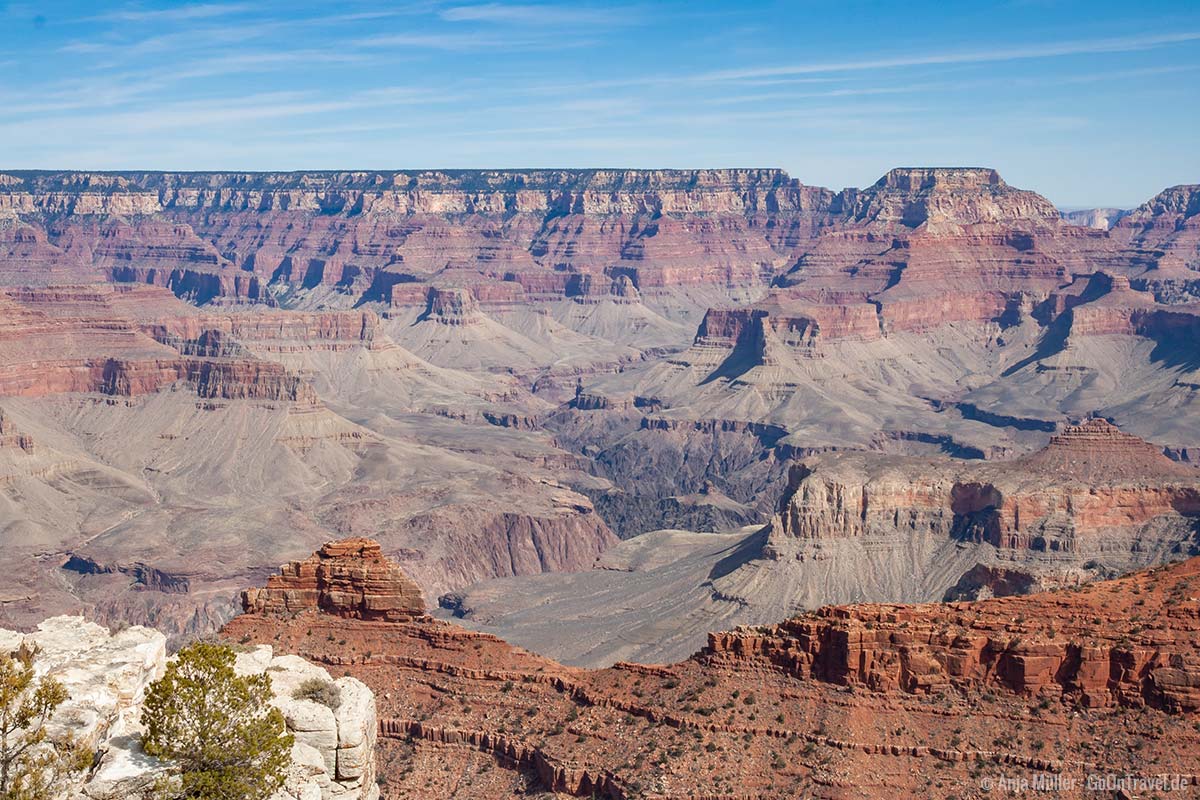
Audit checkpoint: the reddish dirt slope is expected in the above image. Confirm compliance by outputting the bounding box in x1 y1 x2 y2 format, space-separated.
224 539 1200 800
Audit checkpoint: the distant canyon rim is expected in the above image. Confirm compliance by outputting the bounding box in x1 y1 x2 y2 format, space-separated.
0 165 1198 665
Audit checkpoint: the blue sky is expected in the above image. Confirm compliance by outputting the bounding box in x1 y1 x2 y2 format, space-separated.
1 1 1198 206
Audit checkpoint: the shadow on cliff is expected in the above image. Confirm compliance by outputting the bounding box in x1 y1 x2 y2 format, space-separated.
705 524 772 582
1000 312 1072 378
1148 333 1200 372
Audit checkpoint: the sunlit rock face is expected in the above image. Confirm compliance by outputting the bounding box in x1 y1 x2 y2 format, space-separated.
243 537 427 621
222 544 1200 798
0 616 379 800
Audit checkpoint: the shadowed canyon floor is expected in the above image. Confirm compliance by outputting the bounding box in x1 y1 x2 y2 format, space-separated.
443 420 1200 666
223 539 1200 800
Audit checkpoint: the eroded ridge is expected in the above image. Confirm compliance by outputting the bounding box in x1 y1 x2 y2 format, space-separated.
223 539 1200 799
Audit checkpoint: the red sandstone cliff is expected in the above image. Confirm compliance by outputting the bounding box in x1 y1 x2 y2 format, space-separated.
223 541 1200 799
243 538 426 621
0 284 323 402
704 555 1200 713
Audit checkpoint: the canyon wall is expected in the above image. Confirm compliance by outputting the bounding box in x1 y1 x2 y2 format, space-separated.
0 169 845 305
766 420 1200 590
4 165 1200 656
704 555 1200 714
0 281 618 641
223 540 1200 800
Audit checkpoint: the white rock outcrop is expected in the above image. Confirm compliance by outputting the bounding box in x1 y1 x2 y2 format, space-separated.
0 617 169 799
234 646 379 800
0 617 377 800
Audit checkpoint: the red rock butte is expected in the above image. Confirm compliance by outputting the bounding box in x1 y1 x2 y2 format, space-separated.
223 541 1200 799
242 537 426 621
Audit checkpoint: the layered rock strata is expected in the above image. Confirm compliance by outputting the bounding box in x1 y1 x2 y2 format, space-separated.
0 169 842 304
244 537 426 621
765 419 1200 589
551 169 1200 535
705 555 1200 713
0 284 320 403
0 281 617 644
224 542 1200 800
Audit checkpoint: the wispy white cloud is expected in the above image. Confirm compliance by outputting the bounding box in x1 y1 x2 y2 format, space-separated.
702 86 920 105
59 21 280 55
0 86 462 139
87 3 253 23
440 3 640 26
698 31 1200 82
59 8 421 57
354 29 593 51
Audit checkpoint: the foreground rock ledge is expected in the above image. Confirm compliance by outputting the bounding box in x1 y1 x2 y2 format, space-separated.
223 538 1200 799
0 616 379 800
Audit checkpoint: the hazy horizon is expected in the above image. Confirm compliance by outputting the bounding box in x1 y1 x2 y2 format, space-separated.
2 0 1198 207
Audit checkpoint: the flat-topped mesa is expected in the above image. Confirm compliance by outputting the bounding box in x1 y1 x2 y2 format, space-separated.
765 419 1200 582
243 537 426 621
420 286 484 326
874 166 1005 192
848 166 1062 228
1019 417 1196 481
695 301 882 350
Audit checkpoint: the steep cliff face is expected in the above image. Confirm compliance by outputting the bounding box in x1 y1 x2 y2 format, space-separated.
0 168 822 214
704 554 1200 712
771 420 1200 556
3 167 1110 314
0 284 324 402
223 543 1200 799
1110 184 1200 299
845 167 1062 228
775 166 1108 319
0 169 844 305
